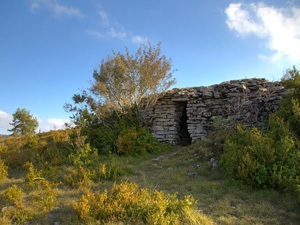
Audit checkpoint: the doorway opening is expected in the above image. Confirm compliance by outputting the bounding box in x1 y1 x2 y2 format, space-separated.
178 102 192 146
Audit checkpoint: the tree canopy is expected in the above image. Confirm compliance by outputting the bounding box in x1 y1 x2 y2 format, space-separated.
66 42 176 125
8 108 39 136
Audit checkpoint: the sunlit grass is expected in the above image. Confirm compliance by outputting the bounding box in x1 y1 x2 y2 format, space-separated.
0 140 299 224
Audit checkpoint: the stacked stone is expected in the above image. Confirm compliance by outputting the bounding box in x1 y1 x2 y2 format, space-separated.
141 78 286 144
143 98 185 145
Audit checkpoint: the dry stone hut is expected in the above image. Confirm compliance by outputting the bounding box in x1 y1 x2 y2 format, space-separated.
141 78 286 145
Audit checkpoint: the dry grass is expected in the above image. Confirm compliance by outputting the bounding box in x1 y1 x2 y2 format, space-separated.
123 142 300 225
0 141 299 224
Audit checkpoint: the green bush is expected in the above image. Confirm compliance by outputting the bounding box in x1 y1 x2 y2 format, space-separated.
0 138 32 169
68 143 99 168
0 185 34 224
220 120 300 200
74 181 203 224
0 158 8 181
277 66 300 136
116 125 168 155
220 125 276 188
64 154 133 187
0 205 34 224
85 123 117 155
1 185 23 207
0 130 73 169
75 114 168 156
96 157 133 181
220 66 300 202
220 121 300 193
64 165 93 188
31 184 57 213
23 162 59 191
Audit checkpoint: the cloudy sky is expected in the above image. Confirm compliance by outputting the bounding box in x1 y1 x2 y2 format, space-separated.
1 0 299 134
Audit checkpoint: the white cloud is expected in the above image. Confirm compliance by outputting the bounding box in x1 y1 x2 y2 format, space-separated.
29 0 84 18
107 28 126 39
0 110 13 132
87 7 148 43
38 118 71 132
0 109 71 134
87 8 126 40
87 28 126 40
86 30 105 39
98 10 109 26
132 35 149 44
225 3 300 62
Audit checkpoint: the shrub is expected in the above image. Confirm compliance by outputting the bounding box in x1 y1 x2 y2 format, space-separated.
68 143 99 168
0 138 31 169
85 123 117 155
96 160 133 181
64 155 133 187
220 122 300 200
0 158 8 181
23 135 39 150
31 184 57 213
116 125 168 155
23 162 59 191
1 185 23 207
74 181 202 224
220 67 300 202
0 205 34 224
0 185 34 223
64 165 92 188
220 125 276 188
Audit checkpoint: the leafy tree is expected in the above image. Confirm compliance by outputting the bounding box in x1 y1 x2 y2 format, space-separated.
8 108 39 136
65 42 176 125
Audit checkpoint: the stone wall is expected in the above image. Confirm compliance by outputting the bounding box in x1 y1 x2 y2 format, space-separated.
141 78 287 145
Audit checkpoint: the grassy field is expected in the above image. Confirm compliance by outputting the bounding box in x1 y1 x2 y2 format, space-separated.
0 138 299 224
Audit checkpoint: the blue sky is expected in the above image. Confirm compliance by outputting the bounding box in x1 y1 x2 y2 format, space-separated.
1 0 299 134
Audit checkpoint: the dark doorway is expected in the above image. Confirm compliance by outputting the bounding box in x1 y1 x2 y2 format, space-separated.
178 102 192 146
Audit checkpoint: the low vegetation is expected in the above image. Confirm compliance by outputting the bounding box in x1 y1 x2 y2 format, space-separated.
1 42 299 224
220 66 300 203
0 121 299 223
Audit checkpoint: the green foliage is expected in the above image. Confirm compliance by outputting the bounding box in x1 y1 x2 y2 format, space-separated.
0 158 8 181
220 125 276 187
23 134 39 149
68 143 99 168
0 129 73 169
0 180 57 223
0 185 34 224
221 122 300 200
8 108 39 136
1 185 23 207
64 152 133 187
116 125 168 155
85 122 118 155
220 67 300 202
23 162 59 191
74 181 199 224
0 136 33 168
96 154 133 181
0 205 34 224
64 165 93 188
65 42 176 125
31 183 57 213
277 65 300 137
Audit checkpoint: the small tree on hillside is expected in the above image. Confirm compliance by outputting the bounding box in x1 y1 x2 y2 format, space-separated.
8 108 39 136
278 66 300 137
65 42 176 125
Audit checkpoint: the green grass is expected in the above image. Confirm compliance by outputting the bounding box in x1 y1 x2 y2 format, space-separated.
0 141 299 224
